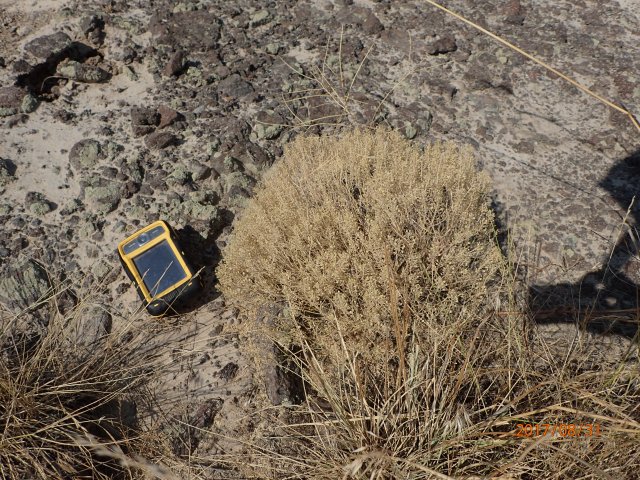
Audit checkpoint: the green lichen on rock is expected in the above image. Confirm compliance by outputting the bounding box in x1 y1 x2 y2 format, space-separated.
69 139 102 170
57 61 110 83
84 183 121 214
0 259 52 314
20 94 39 113
25 191 53 216
0 107 18 117
255 122 283 140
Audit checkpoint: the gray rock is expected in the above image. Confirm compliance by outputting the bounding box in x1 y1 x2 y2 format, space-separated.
250 9 271 27
0 107 18 117
255 111 285 140
64 304 112 356
69 139 102 170
24 32 72 60
145 131 179 150
0 259 52 314
265 43 280 55
84 182 121 214
217 73 254 99
56 61 110 83
25 192 54 215
20 93 38 113
363 11 384 34
0 86 26 110
404 122 417 139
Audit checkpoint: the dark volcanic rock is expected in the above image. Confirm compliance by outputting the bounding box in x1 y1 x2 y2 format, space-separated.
24 32 72 61
427 35 457 55
80 14 105 45
0 86 26 110
162 50 185 77
0 158 17 186
158 105 182 128
504 0 526 25
149 11 222 51
145 131 179 150
131 107 160 137
217 73 254 99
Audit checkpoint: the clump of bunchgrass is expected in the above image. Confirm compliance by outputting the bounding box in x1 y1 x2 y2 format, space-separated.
0 278 176 480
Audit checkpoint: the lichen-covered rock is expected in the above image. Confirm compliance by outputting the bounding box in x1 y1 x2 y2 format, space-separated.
69 139 102 171
20 93 38 113
84 182 121 214
56 61 110 83
25 191 54 215
0 259 52 314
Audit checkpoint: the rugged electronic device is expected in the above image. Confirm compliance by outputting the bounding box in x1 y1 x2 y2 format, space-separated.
117 220 201 316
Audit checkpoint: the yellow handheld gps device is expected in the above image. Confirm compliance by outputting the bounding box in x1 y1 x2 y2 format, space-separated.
117 220 202 316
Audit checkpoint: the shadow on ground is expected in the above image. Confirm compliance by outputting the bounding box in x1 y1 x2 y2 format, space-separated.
528 149 640 338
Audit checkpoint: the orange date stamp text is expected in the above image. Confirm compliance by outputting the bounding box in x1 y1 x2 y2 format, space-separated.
513 423 601 438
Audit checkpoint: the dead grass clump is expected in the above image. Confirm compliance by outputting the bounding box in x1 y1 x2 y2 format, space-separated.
218 128 640 478
0 282 172 480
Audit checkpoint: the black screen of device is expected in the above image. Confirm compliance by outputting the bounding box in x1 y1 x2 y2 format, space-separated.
132 240 187 296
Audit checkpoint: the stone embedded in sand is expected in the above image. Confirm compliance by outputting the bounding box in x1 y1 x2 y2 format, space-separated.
427 35 457 55
162 50 185 77
0 86 26 109
131 106 159 137
0 259 52 314
84 182 121 214
0 86 29 117
56 60 110 83
69 139 103 170
217 73 254 99
157 105 182 128
25 191 54 215
145 131 179 150
64 304 112 355
24 32 72 61
250 9 271 27
0 158 16 186
21 93 38 113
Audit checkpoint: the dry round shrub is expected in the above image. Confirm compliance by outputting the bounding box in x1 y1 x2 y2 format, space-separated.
218 127 506 381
